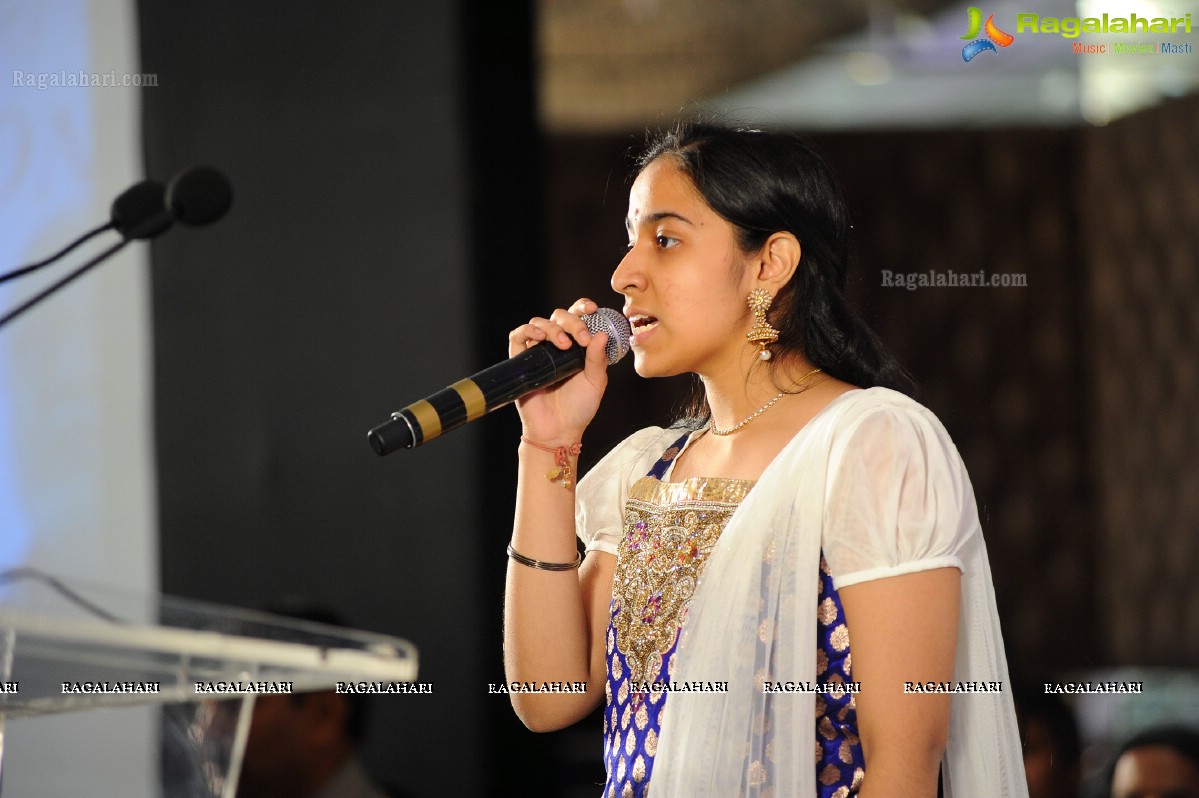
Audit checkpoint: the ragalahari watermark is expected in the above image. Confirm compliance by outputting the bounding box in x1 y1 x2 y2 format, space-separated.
12 70 158 90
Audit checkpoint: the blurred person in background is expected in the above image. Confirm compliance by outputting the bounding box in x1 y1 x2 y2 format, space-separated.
1013 681 1081 798
1107 725 1199 798
235 603 398 798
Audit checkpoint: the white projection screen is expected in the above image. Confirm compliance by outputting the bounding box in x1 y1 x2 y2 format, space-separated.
1 0 157 793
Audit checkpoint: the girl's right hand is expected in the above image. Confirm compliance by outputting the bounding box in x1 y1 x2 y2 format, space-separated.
507 297 612 443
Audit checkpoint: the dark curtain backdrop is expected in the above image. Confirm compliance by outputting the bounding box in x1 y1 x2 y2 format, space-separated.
139 2 553 795
1081 95 1199 666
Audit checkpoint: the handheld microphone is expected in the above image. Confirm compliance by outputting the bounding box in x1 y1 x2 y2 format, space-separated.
368 307 631 455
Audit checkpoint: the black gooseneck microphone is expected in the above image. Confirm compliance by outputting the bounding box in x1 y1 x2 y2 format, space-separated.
0 179 170 286
0 166 233 332
112 179 174 240
368 307 631 455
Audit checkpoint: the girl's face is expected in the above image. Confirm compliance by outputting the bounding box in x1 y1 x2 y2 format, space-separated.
612 158 757 380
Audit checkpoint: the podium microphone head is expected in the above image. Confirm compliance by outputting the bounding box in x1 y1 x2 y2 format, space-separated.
167 166 233 226
110 180 172 240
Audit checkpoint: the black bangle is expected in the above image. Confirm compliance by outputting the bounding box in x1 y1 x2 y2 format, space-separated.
506 544 583 571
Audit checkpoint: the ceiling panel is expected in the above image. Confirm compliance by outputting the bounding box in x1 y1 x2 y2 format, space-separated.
539 0 961 131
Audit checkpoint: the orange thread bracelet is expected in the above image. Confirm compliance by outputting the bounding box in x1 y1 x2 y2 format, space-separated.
520 436 582 489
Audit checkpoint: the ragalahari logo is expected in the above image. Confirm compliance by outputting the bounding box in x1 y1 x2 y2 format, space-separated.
961 7 1015 61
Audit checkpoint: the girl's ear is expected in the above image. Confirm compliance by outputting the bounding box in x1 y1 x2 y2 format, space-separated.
753 232 801 293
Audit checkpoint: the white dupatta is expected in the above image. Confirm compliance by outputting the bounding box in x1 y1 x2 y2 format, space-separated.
576 388 1028 798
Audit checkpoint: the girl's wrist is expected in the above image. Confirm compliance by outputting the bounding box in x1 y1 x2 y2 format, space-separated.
519 435 584 490
518 427 586 447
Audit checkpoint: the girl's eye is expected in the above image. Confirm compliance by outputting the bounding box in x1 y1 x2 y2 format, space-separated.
656 235 678 248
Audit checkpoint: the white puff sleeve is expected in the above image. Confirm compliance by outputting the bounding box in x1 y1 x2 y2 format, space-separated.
821 394 976 590
574 426 680 556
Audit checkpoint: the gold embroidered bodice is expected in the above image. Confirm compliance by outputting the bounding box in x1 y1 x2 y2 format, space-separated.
610 475 754 685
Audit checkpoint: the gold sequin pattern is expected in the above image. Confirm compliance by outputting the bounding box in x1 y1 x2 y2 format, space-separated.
814 555 864 792
613 476 752 684
748 760 768 788
829 623 850 652
817 597 839 625
633 755 647 783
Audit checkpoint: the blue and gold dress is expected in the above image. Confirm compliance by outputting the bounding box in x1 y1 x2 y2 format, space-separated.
601 435 865 798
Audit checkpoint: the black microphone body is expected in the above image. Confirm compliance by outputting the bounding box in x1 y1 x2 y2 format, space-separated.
368 308 630 455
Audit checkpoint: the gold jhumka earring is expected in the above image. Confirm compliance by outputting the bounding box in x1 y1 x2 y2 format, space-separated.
746 288 780 361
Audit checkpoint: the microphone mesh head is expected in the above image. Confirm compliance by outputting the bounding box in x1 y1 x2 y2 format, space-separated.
583 307 632 365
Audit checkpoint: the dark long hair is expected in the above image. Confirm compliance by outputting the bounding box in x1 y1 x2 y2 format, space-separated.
635 121 914 424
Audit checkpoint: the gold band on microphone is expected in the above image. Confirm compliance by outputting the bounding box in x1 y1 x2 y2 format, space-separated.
405 400 441 441
451 378 487 421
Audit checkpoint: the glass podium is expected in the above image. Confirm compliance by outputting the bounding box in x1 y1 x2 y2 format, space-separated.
0 568 417 797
